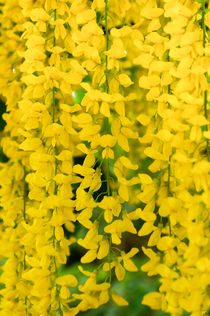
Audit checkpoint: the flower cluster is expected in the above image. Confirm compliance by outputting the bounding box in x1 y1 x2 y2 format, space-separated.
0 0 209 316
136 1 210 315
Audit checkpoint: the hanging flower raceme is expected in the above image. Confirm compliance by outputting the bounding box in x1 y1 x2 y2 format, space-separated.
15 1 83 314
68 0 143 311
136 1 210 316
0 1 37 314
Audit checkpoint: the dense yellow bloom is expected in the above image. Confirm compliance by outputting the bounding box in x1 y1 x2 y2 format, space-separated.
0 0 209 315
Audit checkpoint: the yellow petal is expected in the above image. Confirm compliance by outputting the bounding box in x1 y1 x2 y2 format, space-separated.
111 290 129 306
148 229 161 247
76 9 96 25
100 101 110 117
80 249 97 263
204 131 210 139
111 26 132 38
120 156 138 170
56 275 78 287
44 123 63 137
156 129 172 142
97 239 109 259
138 222 154 236
105 47 126 59
139 173 153 184
140 212 156 222
150 61 173 72
72 113 92 125
118 133 129 152
157 236 177 251
115 101 125 116
60 286 70 299
119 74 133 87
133 53 153 68
30 8 50 21
137 114 151 126
55 226 64 241
19 138 42 151
119 184 129 202
115 262 125 281
100 134 116 147
142 292 162 310
141 6 164 19
189 115 209 126
123 258 138 272
104 209 113 223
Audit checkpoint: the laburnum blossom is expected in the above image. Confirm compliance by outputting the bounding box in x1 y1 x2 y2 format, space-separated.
0 0 209 315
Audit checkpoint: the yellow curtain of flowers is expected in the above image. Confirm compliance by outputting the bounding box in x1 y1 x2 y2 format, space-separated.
0 0 209 315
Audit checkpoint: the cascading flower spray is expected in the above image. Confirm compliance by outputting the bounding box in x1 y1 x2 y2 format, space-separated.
0 0 209 316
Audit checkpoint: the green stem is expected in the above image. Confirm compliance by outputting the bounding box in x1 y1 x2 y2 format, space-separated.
108 234 112 284
49 83 58 194
54 145 58 195
167 33 171 106
104 0 109 94
52 86 56 124
52 11 58 193
201 2 210 161
53 9 56 47
51 5 58 291
167 155 172 197
52 226 58 275
104 0 112 286
165 31 172 198
22 168 28 314
52 9 57 125
167 157 172 237
104 0 109 133
23 166 27 221
111 246 121 253
166 154 172 236
202 2 206 48
25 297 28 316
104 0 111 195
106 158 110 196
166 41 172 235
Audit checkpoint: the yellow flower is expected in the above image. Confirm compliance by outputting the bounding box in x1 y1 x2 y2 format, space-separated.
99 196 121 223
142 292 163 310
111 290 128 306
100 135 116 159
56 274 78 287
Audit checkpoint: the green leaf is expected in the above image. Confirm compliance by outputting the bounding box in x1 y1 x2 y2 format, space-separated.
72 88 86 104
